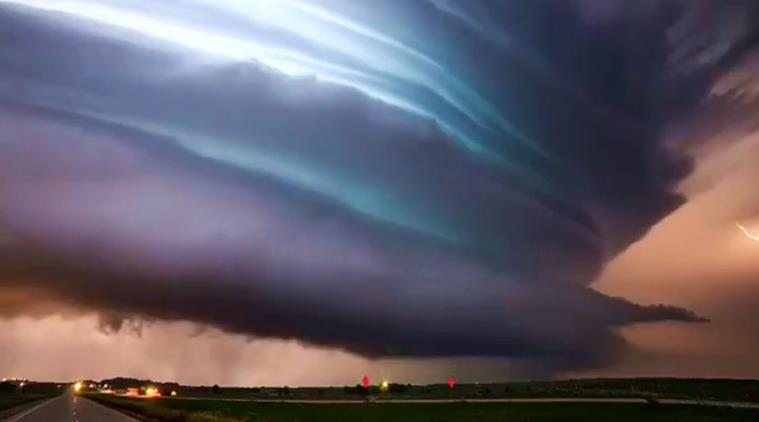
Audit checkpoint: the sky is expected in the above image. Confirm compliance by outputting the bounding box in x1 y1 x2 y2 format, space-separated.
0 0 758 385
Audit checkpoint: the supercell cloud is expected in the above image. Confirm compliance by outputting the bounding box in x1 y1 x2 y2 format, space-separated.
1 0 756 370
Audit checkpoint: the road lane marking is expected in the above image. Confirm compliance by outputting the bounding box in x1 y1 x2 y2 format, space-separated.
5 396 60 422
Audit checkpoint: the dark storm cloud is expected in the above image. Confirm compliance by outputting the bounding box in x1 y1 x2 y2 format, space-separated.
0 103 703 368
0 0 752 368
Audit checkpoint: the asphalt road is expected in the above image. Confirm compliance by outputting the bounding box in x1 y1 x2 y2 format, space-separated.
6 389 138 422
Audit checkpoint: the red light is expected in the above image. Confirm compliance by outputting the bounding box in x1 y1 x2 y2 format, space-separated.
448 376 455 389
361 375 370 388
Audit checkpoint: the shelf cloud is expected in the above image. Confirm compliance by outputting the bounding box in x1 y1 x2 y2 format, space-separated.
1 0 756 371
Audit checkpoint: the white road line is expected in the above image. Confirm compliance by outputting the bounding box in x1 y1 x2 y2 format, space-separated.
5 396 60 422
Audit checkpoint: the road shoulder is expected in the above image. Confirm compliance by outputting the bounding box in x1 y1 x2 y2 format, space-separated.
81 396 154 422
1 396 60 422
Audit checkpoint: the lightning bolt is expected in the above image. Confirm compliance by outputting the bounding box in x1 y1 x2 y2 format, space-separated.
736 223 759 241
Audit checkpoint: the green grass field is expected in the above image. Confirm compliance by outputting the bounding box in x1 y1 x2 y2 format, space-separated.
91 395 759 422
96 377 759 403
0 395 41 412
0 381 63 413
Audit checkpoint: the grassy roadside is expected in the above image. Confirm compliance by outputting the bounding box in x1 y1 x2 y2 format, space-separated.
0 382 65 419
87 394 759 422
0 394 60 420
94 378 759 403
0 395 47 412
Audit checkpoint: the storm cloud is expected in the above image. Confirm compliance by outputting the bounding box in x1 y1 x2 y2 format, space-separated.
1 0 755 370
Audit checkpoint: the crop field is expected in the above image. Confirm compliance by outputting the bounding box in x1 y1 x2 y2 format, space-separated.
94 377 759 402
90 395 759 422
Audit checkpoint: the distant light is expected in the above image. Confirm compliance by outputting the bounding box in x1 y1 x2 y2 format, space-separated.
170 390 177 397
74 382 83 392
361 375 370 388
380 380 389 392
145 386 161 397
19 382 25 387
448 376 456 389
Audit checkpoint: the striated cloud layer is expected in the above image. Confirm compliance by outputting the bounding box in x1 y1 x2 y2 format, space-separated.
1 0 757 371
